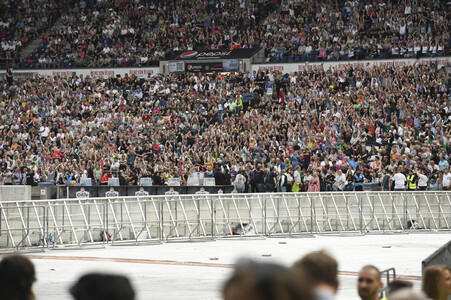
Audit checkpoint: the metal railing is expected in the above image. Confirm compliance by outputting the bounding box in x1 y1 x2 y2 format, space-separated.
0 191 450 250
379 267 397 299
422 240 451 273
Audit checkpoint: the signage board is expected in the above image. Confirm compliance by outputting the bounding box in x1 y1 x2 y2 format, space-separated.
106 187 119 197
169 61 185 73
168 178 181 186
169 48 260 61
223 59 239 71
135 187 149 196
76 187 90 198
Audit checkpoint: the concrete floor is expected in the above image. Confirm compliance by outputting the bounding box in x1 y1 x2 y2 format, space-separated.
4 232 450 300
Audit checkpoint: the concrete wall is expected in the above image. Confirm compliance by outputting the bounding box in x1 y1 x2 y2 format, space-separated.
0 186 31 201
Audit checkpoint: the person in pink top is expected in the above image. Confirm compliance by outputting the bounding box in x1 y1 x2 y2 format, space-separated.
308 171 321 192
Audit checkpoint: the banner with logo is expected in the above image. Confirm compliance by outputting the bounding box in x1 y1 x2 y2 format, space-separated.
168 48 260 61
185 62 224 72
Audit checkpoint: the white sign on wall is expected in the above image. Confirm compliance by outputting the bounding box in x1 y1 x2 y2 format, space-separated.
135 187 149 196
76 187 90 198
165 187 179 195
168 178 181 186
195 187 210 195
105 187 119 197
203 178 216 186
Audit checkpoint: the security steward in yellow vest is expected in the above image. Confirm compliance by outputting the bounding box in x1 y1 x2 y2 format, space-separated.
406 169 417 191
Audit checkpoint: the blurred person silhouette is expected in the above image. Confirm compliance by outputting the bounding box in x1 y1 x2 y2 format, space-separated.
223 260 313 300
293 250 339 300
422 265 451 300
387 288 427 300
0 254 36 300
70 273 136 300
385 279 413 296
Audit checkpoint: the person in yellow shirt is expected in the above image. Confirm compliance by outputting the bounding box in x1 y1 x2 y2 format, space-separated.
235 95 243 114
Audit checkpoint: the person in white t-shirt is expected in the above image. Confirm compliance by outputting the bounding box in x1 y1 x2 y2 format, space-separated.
417 169 428 190
392 168 406 191
334 169 347 191
442 168 451 190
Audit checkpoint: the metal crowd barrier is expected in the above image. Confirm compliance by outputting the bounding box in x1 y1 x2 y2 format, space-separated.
0 191 450 249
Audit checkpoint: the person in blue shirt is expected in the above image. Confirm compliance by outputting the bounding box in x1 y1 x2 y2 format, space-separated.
348 156 358 169
438 156 449 170
354 169 364 191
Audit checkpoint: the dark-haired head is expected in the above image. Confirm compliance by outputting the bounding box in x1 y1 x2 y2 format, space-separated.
70 273 135 300
0 255 36 300
223 260 312 300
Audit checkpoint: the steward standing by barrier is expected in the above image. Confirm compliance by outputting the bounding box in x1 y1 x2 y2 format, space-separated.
406 169 418 191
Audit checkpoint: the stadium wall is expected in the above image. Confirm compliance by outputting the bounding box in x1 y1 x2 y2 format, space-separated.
1 57 449 79
0 67 160 79
252 56 451 73
0 186 31 201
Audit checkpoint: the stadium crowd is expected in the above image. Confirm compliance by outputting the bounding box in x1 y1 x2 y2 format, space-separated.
0 60 450 191
3 0 449 68
0 0 64 67
1 253 450 300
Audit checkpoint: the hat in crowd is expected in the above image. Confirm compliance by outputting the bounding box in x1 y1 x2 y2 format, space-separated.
70 273 135 300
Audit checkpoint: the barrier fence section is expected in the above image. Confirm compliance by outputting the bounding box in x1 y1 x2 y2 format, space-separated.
422 240 451 273
0 191 450 249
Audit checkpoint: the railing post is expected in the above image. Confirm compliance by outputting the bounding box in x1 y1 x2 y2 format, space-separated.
310 195 314 234
263 196 267 236
345 193 349 230
403 193 408 232
211 198 215 240
44 206 48 248
359 193 363 234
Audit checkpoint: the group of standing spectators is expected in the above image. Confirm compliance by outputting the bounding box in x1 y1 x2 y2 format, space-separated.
0 58 450 191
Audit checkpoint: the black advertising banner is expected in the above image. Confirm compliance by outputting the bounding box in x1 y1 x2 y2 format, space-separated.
169 48 260 61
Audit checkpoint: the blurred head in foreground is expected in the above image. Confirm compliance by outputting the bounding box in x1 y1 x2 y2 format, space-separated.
387 288 427 300
386 279 413 296
0 254 36 300
422 265 451 300
223 260 313 300
293 250 339 298
70 273 136 300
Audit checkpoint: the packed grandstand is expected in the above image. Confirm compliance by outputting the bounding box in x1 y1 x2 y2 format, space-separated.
0 0 450 192
1 0 450 68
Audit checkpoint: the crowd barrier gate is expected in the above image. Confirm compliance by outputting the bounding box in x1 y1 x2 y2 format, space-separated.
0 191 450 250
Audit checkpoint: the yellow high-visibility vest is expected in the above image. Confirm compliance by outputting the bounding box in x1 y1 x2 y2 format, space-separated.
407 174 416 189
